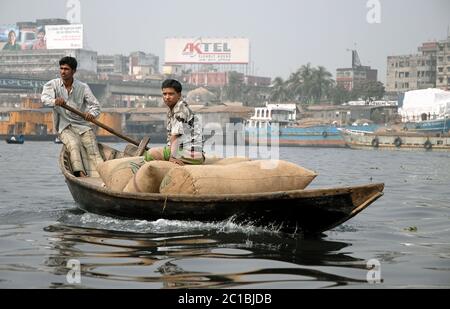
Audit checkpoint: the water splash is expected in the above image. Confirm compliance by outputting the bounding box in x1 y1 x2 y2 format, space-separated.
58 212 285 236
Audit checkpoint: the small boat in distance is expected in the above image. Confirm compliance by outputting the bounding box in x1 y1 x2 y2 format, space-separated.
5 135 24 144
339 127 450 151
245 103 379 147
400 88 450 134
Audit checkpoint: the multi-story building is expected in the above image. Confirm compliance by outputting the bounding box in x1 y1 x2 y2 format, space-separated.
336 50 378 91
186 71 271 87
386 42 437 93
436 36 450 90
386 33 450 93
187 72 237 87
0 49 98 76
129 51 159 78
97 54 129 76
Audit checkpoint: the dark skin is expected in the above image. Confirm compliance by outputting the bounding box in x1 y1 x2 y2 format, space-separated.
55 64 93 177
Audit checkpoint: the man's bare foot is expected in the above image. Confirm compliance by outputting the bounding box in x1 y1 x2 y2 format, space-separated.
75 171 88 177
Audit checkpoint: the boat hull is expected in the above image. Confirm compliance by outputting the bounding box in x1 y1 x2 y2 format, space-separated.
340 129 450 151
409 118 450 133
5 140 24 144
246 125 377 148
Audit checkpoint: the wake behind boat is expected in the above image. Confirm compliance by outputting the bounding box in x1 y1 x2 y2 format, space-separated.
59 143 384 234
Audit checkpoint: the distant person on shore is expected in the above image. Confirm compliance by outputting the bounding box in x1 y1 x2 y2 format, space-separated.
144 79 205 166
2 30 21 51
41 56 104 177
32 29 47 50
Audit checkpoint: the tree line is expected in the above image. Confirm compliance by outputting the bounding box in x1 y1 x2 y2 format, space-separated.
201 64 386 106
269 63 385 105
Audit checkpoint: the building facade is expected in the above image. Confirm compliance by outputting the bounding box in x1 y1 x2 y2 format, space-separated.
436 37 450 90
97 54 129 76
336 50 378 91
0 49 98 76
129 51 159 78
305 105 397 125
386 42 437 93
186 71 271 87
386 34 450 93
336 66 378 91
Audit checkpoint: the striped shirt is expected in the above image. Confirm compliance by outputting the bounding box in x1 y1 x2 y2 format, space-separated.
167 100 203 153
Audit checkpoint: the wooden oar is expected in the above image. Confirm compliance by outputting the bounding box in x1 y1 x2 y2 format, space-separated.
60 104 150 155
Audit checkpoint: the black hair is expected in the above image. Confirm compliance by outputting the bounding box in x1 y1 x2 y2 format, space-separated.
59 56 78 71
162 79 182 93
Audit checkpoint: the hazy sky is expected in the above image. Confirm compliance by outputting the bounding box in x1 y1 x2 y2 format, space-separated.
1 0 449 82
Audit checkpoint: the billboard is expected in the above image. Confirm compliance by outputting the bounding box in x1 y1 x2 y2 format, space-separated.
45 24 83 50
0 25 19 43
165 38 249 64
0 24 83 51
1 24 49 51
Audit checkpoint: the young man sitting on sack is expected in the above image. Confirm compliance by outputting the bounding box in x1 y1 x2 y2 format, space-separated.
144 79 204 166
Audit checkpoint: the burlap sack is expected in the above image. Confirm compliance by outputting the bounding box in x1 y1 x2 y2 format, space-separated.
97 156 145 191
214 157 251 165
203 155 222 165
160 160 317 195
203 156 251 165
123 161 177 193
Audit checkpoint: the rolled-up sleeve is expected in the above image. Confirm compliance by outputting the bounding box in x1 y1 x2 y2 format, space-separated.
41 81 56 106
84 85 101 118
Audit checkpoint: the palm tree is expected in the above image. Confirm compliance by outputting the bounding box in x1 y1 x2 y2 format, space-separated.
310 66 334 103
224 71 244 102
299 63 316 103
269 77 290 102
273 64 335 104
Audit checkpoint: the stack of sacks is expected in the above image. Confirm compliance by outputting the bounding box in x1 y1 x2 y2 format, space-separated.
159 160 317 195
97 156 145 191
99 157 317 195
123 161 178 193
123 157 251 193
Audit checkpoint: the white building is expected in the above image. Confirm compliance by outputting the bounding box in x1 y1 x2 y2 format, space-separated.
247 103 297 128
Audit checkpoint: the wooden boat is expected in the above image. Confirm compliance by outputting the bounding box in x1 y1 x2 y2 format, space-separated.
5 135 24 144
59 143 384 234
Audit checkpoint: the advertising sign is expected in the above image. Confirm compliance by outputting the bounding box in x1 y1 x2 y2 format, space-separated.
1 23 83 51
0 25 21 50
0 25 19 42
45 24 83 49
165 38 249 64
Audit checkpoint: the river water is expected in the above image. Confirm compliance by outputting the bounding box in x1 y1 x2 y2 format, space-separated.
0 141 449 289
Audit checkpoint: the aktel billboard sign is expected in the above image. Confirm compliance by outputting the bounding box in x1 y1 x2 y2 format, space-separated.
165 38 249 64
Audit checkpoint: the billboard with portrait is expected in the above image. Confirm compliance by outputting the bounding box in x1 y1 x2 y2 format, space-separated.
0 24 83 51
0 25 20 50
